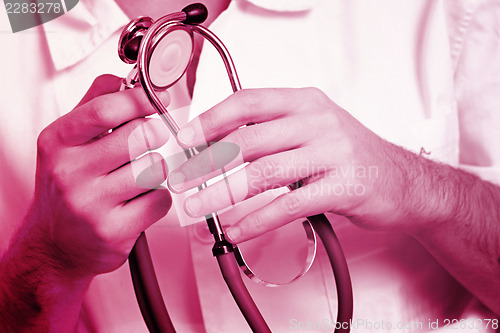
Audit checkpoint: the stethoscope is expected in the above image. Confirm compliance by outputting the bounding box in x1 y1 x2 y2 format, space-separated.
117 4 353 332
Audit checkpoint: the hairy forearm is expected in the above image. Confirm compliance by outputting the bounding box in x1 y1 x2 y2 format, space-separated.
402 151 500 315
0 219 92 332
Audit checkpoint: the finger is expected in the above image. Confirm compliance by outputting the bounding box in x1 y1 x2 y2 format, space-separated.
56 88 170 146
167 141 244 193
225 180 335 243
168 117 313 192
181 149 317 217
75 74 123 108
220 116 314 161
114 188 172 236
84 118 169 174
176 88 317 147
103 152 168 204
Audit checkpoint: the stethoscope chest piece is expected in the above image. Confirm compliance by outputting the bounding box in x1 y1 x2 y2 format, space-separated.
148 25 193 89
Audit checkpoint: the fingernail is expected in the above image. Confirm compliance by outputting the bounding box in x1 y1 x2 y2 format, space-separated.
157 159 168 180
168 171 185 186
158 90 170 103
177 126 195 145
136 159 168 189
185 196 202 217
226 227 241 243
150 158 168 180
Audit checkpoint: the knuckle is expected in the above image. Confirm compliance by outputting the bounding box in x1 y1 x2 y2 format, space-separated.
252 157 280 186
50 162 73 189
92 222 114 246
213 182 230 207
159 190 173 211
200 110 219 135
302 87 327 101
149 190 172 217
91 74 119 91
37 127 55 156
318 112 339 136
236 89 262 115
237 127 262 152
128 120 149 154
146 153 167 183
66 180 108 226
91 75 108 90
339 137 355 157
87 96 113 126
247 213 266 234
128 118 168 160
301 87 334 113
281 193 302 216
134 151 165 176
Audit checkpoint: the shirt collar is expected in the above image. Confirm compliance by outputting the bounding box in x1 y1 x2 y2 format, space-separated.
42 0 129 71
243 0 324 12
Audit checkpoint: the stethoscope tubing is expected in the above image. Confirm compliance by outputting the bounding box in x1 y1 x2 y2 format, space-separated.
129 234 175 333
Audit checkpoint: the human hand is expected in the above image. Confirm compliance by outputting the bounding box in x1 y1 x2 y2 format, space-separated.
168 88 417 242
29 75 171 278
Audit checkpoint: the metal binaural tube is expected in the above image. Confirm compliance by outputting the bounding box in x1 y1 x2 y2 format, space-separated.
191 25 242 93
136 13 244 246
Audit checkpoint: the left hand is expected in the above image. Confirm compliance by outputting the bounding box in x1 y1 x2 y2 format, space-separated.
168 88 413 242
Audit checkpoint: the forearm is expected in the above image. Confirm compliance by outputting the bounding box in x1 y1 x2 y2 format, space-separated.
402 151 500 315
0 219 92 332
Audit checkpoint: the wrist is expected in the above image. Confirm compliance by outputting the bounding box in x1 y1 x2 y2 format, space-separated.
398 153 461 236
362 142 459 234
39 273 92 332
1 220 93 332
24 202 104 281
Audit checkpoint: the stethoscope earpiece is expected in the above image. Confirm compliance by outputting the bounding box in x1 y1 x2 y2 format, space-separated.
181 3 208 24
118 16 154 64
118 3 207 65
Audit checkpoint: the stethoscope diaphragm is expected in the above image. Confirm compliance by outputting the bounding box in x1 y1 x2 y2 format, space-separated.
148 26 194 89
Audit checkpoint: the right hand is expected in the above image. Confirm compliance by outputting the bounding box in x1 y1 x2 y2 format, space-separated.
28 75 172 279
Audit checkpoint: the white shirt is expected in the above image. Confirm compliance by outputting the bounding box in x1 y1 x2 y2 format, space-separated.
189 0 500 332
0 0 498 332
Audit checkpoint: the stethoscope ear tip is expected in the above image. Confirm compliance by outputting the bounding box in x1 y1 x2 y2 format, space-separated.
118 16 154 64
122 36 142 63
181 3 208 25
